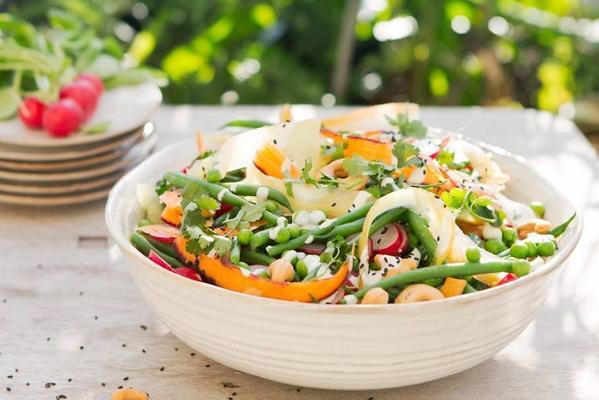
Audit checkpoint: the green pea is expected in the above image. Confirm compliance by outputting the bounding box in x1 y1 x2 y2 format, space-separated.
501 227 517 247
530 201 545 218
275 228 291 244
369 261 381 271
237 229 253 245
510 242 529 259
526 241 538 258
538 241 556 257
265 200 278 212
465 247 481 263
484 239 507 255
287 223 301 238
512 260 531 277
238 261 250 270
138 219 152 227
206 168 222 183
295 260 308 280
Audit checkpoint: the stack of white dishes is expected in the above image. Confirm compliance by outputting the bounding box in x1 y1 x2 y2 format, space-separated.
0 82 161 206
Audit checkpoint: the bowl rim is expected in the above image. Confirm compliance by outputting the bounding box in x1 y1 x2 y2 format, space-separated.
105 126 584 311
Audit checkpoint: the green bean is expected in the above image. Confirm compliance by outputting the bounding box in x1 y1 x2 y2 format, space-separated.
368 207 406 236
250 229 272 249
240 248 275 266
164 172 279 225
230 239 241 264
221 167 246 183
549 213 576 238
266 204 373 256
220 119 272 129
130 232 184 268
212 207 238 227
406 210 437 264
352 261 523 299
143 234 178 258
222 182 292 210
315 218 365 240
463 282 478 294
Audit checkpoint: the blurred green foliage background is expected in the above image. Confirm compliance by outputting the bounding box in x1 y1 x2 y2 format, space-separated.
7 0 599 112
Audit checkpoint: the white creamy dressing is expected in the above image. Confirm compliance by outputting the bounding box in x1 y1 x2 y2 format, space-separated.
217 189 229 202
482 224 503 241
256 186 269 203
349 191 373 212
303 255 322 272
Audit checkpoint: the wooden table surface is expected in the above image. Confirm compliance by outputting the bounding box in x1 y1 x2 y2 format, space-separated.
1 106 598 400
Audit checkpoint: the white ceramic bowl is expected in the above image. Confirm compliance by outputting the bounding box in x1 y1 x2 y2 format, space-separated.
105 134 582 390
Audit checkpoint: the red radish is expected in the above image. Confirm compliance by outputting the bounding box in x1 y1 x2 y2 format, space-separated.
148 250 175 271
298 243 326 255
370 223 408 257
497 273 518 286
214 202 234 218
60 80 98 119
76 73 104 95
174 267 202 281
42 98 84 137
18 97 46 129
137 225 180 243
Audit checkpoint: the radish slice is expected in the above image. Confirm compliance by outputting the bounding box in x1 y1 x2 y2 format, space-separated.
174 267 202 281
214 202 234 218
148 250 175 271
299 243 326 255
137 224 180 243
370 223 408 256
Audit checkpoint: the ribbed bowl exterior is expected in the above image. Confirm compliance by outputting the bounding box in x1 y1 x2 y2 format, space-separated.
106 135 582 390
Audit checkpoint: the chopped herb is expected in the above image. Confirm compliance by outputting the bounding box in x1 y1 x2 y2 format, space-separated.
386 113 427 138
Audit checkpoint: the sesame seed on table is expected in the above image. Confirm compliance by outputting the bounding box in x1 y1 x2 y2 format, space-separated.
0 106 598 399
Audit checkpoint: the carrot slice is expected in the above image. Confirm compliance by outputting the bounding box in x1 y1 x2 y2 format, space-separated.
321 128 393 164
440 277 467 297
254 142 299 179
174 236 348 302
159 190 183 226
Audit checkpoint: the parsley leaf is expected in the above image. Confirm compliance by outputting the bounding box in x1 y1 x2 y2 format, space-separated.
155 178 173 196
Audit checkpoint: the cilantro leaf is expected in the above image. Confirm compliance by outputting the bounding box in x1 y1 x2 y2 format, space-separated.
342 155 370 176
393 141 422 168
225 203 266 231
386 113 427 138
212 237 232 256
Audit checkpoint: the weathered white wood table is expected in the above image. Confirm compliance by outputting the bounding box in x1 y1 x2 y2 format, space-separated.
1 106 598 400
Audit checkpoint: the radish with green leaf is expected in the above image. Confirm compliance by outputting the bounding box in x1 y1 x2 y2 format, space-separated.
42 99 84 137
18 97 46 129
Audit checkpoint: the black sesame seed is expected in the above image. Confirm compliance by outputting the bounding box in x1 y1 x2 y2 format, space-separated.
160 367 165 371
67 378 72 382
45 382 52 388
142 349 146 353
331 203 336 207
79 346 84 350
123 377 129 381
7 375 12 379
101 383 106 387
205 364 210 367
118 385 123 389
94 316 98 320
174 347 178 351
273 139 277 145
140 325 147 331
190 352 196 357
6 387 11 392
26 382 30 386
122 344 126 347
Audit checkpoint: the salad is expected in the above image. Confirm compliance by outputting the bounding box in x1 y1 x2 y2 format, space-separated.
0 10 165 137
131 103 575 305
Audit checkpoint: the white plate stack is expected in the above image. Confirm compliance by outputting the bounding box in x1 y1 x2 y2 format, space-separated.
0 83 162 206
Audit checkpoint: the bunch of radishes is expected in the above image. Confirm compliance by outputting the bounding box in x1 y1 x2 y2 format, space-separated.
18 73 104 138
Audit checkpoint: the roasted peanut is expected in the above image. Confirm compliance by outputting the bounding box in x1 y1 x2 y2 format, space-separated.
517 218 552 239
361 287 389 304
267 259 295 283
395 284 445 304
